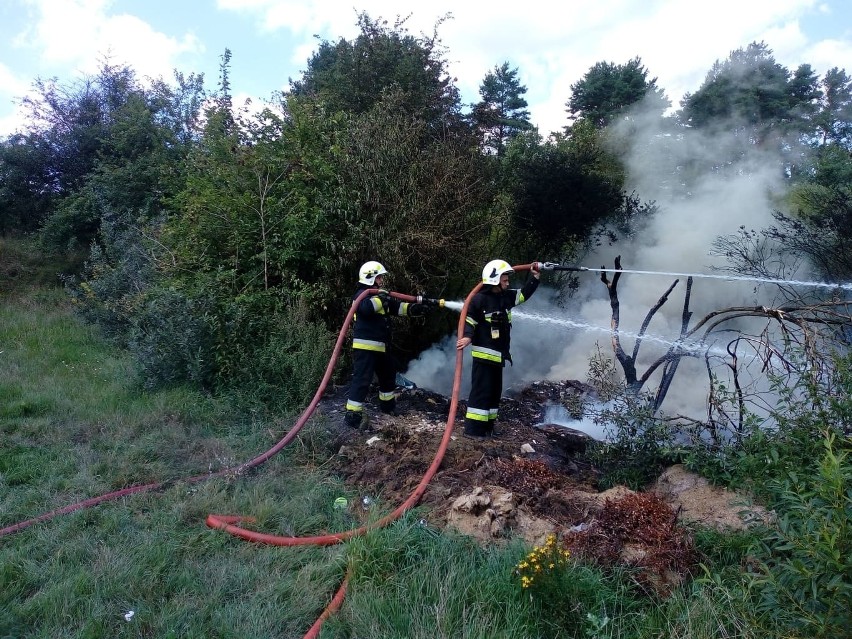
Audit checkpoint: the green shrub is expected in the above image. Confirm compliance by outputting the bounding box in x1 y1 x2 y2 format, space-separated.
212 292 336 411
128 285 216 389
586 398 678 489
747 430 851 638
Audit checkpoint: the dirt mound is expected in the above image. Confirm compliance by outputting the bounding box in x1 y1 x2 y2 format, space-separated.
314 382 769 568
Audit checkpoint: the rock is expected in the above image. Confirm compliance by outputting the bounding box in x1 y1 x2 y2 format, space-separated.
652 464 773 530
520 443 536 454
451 487 491 514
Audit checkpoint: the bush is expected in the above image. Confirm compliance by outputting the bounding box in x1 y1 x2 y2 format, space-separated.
212 292 336 411
128 285 216 389
747 430 851 638
586 398 678 489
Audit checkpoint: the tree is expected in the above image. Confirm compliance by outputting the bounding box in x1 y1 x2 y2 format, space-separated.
598 256 852 428
471 62 532 156
814 67 852 148
289 12 462 131
499 122 627 258
0 132 57 234
567 57 668 129
0 60 205 247
678 42 820 147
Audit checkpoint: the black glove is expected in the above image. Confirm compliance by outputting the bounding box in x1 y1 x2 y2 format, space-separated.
422 297 441 307
377 291 391 309
409 303 427 317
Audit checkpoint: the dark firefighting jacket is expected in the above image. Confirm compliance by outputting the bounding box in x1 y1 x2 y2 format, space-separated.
351 285 416 352
463 277 539 365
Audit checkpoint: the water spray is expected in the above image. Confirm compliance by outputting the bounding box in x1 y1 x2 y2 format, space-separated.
537 262 851 292
512 309 729 357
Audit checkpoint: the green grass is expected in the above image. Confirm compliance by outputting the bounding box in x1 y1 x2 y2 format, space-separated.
3 262 841 638
1 281 356 637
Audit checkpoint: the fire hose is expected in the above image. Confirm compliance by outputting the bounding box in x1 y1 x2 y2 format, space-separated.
0 289 441 538
1 263 543 637
207 263 542 636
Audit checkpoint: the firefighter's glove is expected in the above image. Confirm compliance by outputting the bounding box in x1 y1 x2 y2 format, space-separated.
377 291 392 309
422 297 441 307
409 303 428 317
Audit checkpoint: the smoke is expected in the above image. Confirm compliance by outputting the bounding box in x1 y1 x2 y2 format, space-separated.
406 94 800 423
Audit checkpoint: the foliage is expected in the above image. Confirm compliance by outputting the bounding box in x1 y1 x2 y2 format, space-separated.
678 41 820 168
127 284 217 390
2 62 202 250
499 123 627 259
514 533 571 590
685 353 851 493
471 61 533 156
674 354 851 636
780 145 852 279
747 431 851 638
0 236 84 294
586 397 678 490
289 12 462 130
333 89 493 313
568 57 669 129
206 291 336 410
0 132 57 234
814 67 852 147
63 215 158 341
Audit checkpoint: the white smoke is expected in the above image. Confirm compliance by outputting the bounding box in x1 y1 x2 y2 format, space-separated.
406 95 799 424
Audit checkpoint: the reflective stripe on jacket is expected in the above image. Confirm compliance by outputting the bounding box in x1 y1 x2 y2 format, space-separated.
463 276 539 365
351 284 412 351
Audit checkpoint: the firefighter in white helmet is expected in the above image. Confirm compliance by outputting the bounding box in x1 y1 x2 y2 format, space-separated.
456 259 540 438
344 261 430 427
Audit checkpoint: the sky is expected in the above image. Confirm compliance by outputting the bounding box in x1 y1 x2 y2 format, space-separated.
1 0 852 138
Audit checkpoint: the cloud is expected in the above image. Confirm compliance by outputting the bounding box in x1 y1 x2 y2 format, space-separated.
215 0 843 135
0 61 30 96
0 62 35 135
18 0 203 81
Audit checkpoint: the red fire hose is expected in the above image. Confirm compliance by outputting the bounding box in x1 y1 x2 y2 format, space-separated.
1 263 538 637
208 263 539 635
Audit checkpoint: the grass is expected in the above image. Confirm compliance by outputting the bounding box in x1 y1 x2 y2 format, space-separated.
3 252 835 638
1 272 355 637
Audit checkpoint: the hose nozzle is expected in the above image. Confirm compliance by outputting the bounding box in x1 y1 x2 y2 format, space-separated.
537 261 588 272
416 296 444 307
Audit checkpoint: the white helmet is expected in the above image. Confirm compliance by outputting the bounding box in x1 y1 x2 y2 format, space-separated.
482 259 513 285
358 260 388 285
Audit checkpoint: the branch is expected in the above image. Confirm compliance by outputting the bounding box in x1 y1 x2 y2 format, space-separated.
632 278 679 361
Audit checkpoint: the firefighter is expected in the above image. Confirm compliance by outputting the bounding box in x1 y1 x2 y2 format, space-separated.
456 259 540 438
344 261 429 428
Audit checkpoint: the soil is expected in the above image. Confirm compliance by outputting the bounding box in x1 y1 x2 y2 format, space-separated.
312 380 772 587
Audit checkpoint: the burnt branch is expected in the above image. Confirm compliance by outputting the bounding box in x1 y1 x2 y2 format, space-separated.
601 256 634 385
597 258 851 424
600 257 685 397
633 279 679 362
651 277 694 412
